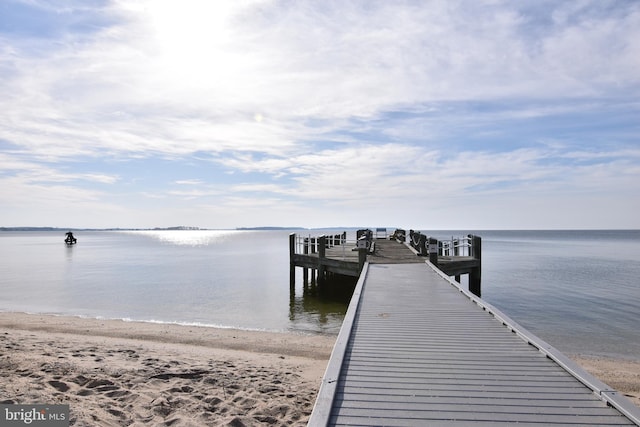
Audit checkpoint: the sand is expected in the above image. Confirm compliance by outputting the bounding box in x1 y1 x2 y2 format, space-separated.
0 313 334 426
570 355 640 408
0 312 638 426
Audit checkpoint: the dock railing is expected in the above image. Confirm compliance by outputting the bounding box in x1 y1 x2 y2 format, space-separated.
409 230 479 258
409 230 482 296
439 235 473 256
290 229 482 296
291 232 353 259
289 232 367 286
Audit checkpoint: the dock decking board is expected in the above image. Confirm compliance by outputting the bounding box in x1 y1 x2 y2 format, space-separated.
310 262 639 426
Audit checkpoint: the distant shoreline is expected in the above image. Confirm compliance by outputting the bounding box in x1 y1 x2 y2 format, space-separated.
0 226 219 232
0 226 308 232
235 226 306 230
3 226 639 232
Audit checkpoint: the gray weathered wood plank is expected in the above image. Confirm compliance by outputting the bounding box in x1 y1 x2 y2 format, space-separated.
309 262 640 426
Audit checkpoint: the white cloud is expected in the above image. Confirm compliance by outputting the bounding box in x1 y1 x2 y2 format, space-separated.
175 179 204 185
3 1 639 160
1 0 639 228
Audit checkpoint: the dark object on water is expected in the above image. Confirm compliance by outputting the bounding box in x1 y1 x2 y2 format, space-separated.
64 231 77 245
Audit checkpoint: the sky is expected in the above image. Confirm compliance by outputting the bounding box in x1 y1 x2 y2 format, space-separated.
1 0 639 230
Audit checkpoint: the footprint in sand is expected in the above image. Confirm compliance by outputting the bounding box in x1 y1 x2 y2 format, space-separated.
70 374 90 386
105 389 130 400
48 380 70 392
85 378 115 388
232 396 258 410
106 408 126 419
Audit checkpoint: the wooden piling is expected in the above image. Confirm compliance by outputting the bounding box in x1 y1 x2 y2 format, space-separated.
318 235 327 283
303 237 310 284
289 233 296 293
468 235 482 297
358 248 367 271
428 237 438 265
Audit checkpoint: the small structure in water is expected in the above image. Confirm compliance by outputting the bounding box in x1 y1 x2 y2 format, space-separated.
64 231 77 245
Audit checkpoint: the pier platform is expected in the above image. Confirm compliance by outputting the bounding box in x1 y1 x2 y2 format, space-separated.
289 232 482 295
309 262 640 426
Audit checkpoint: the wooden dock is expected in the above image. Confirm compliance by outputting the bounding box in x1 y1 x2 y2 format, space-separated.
307 256 640 425
289 229 482 296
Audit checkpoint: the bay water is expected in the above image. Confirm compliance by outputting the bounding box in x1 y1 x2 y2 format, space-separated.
0 229 638 360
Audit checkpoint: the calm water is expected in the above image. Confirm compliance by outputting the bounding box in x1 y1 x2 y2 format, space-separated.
1 229 638 360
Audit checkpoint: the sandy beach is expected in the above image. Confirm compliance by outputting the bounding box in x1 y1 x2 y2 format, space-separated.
0 313 638 426
0 313 335 426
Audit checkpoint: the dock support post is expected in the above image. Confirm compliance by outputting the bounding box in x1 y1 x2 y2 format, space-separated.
358 248 367 272
428 237 439 265
303 237 310 285
318 235 327 283
469 235 482 297
289 233 296 293
290 265 295 293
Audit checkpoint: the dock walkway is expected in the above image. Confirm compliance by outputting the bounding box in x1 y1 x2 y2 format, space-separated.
310 261 640 426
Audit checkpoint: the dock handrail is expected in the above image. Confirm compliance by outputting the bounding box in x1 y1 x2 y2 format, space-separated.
440 235 473 256
408 230 482 296
289 232 368 281
409 230 478 258
292 232 353 257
